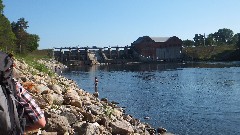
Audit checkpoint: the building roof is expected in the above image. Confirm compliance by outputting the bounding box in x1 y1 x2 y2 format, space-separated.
149 37 170 42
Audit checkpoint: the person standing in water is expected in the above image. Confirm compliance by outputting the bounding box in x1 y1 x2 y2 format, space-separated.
93 77 99 97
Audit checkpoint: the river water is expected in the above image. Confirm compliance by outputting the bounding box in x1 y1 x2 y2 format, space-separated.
62 61 240 135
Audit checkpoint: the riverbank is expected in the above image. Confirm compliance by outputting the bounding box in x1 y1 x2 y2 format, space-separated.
14 58 170 135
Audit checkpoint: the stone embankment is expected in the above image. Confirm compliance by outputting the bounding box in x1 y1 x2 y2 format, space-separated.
14 58 169 135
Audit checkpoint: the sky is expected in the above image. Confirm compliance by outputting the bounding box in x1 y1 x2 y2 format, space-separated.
3 0 240 49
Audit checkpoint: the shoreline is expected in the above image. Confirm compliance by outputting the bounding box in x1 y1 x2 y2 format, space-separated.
15 58 171 135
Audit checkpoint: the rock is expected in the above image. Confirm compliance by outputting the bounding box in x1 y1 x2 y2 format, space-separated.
73 122 101 135
20 76 27 82
93 92 99 97
41 130 58 135
112 108 123 118
49 84 62 94
88 104 104 115
33 95 49 109
101 98 108 102
71 99 82 108
72 121 86 134
76 89 85 96
18 61 27 70
60 110 77 125
146 128 156 134
97 117 110 128
111 101 119 104
42 94 54 106
130 118 140 126
35 84 51 94
51 93 64 105
157 127 167 134
144 116 150 119
110 120 134 135
44 112 73 134
123 114 132 122
80 111 97 123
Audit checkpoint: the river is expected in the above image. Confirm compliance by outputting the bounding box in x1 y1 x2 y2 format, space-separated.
62 61 240 135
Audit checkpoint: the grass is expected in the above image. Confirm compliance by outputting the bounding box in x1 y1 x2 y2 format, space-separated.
14 49 55 76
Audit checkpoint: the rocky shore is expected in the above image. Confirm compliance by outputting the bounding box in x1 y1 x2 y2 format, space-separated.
14 58 170 135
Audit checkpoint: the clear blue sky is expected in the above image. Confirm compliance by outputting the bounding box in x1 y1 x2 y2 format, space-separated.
3 0 240 49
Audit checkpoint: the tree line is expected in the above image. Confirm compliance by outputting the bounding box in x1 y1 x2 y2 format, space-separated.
0 0 39 54
183 28 240 48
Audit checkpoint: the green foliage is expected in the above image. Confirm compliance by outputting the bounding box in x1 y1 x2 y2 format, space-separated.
183 45 237 60
215 28 233 44
0 15 16 52
182 39 194 47
11 18 29 54
26 34 40 52
103 105 113 118
236 33 240 48
11 18 39 54
15 53 55 77
193 28 236 47
193 34 205 46
0 0 4 14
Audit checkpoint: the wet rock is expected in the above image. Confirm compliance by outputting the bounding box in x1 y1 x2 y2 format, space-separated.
101 98 108 102
123 114 132 122
146 128 156 135
157 127 167 134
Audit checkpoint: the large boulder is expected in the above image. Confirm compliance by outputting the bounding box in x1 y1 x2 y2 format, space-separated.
110 120 134 135
44 112 73 134
73 122 102 135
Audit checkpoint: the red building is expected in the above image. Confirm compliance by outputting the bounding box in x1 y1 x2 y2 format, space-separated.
131 36 182 61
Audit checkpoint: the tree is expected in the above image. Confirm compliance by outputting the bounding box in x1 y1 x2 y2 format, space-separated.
228 33 239 45
193 34 204 46
213 28 234 45
0 0 16 52
237 33 240 48
0 0 4 14
205 33 215 46
11 18 29 53
182 39 194 47
26 34 39 52
11 18 40 53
